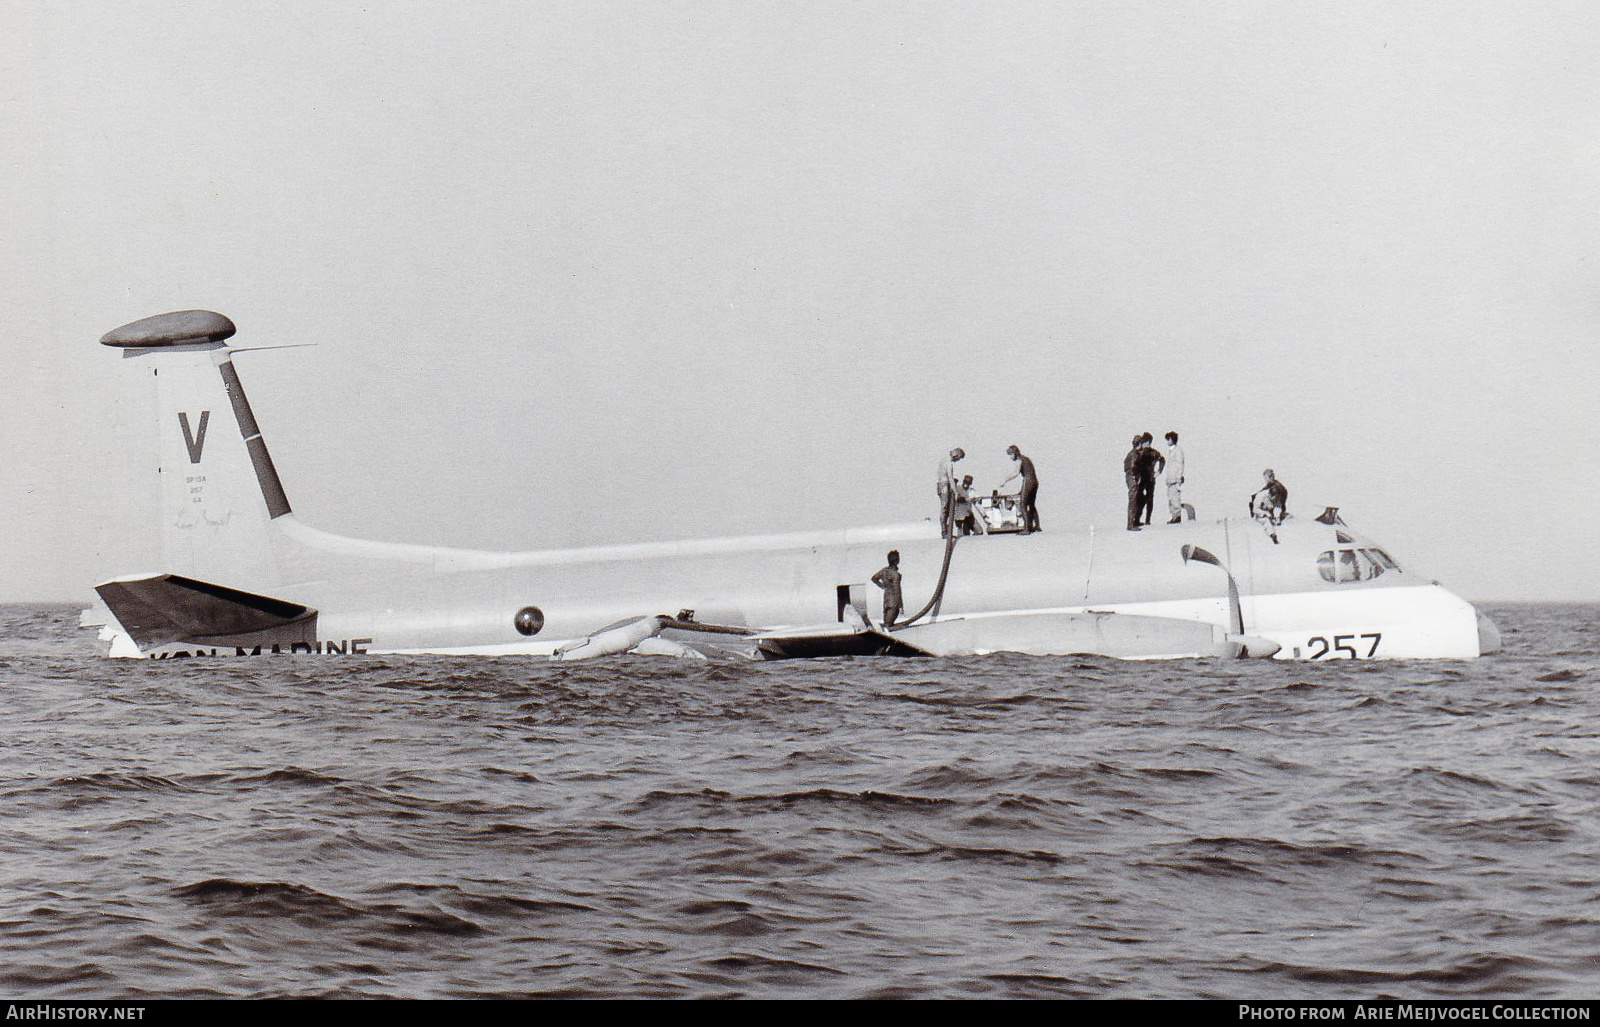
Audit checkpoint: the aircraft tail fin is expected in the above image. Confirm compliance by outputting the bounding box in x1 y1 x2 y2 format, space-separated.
102 311 295 591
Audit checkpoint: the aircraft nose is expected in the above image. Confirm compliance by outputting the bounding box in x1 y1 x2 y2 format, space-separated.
1476 610 1502 656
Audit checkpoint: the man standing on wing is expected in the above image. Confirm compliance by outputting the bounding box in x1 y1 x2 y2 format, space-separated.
871 550 904 628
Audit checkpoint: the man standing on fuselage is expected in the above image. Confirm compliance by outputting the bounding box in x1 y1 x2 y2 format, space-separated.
1164 431 1186 524
1137 433 1165 527
937 448 965 538
1124 435 1144 531
1006 444 1040 534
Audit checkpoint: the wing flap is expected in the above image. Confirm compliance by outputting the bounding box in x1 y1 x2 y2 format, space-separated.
751 624 933 659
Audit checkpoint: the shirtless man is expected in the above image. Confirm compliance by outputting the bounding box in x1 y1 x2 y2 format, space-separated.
871 550 904 627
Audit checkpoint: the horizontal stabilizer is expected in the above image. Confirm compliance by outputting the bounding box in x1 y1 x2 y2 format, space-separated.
95 574 318 649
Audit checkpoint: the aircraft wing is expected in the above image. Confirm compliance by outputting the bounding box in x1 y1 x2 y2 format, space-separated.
886 609 1276 659
665 607 1269 661
553 613 933 660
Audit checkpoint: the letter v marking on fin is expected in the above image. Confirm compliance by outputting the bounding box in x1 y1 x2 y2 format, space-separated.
179 411 210 464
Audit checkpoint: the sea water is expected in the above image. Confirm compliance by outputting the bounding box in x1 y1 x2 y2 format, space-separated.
0 603 1595 999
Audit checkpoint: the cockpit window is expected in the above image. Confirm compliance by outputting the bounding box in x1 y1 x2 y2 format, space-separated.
1363 548 1399 571
1317 548 1400 583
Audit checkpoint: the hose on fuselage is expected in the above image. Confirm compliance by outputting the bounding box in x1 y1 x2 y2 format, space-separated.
891 530 959 630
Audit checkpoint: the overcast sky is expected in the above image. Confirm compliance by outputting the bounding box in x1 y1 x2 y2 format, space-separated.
3 1 1596 603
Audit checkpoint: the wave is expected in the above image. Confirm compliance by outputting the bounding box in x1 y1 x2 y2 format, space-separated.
174 878 484 938
1243 951 1551 995
1143 835 1428 879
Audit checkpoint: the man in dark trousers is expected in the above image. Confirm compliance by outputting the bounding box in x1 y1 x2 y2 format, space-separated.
1124 434 1144 530
1136 433 1166 527
871 550 904 628
1006 445 1040 534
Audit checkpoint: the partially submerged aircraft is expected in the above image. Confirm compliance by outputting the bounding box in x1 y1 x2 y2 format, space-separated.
86 310 1500 661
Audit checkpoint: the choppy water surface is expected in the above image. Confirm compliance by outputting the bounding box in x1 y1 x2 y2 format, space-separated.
0 604 1595 999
